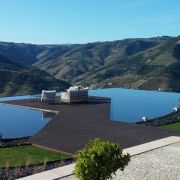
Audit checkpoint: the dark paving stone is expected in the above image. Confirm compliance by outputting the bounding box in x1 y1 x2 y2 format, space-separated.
5 98 180 154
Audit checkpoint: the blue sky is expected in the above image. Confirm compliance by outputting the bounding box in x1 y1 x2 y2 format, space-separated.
0 0 179 44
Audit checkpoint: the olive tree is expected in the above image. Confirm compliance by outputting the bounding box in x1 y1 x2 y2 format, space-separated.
74 138 130 180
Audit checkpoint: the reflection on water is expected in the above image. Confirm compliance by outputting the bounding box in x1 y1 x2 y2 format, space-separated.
41 111 56 120
0 104 55 138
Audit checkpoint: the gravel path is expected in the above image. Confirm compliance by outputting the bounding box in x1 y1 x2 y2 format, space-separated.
61 142 180 180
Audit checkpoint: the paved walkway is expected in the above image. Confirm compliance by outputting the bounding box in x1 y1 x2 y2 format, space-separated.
20 164 75 180
20 136 180 180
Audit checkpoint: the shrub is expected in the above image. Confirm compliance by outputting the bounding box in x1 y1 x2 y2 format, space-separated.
74 138 130 180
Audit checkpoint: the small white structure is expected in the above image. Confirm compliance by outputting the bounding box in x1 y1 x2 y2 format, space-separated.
173 107 178 112
108 82 112 86
142 116 148 122
61 86 88 103
41 90 56 103
67 86 79 92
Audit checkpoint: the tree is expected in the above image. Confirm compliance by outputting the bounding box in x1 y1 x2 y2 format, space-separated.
74 138 130 180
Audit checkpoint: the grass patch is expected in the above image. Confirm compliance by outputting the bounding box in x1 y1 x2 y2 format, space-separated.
160 122 180 131
0 145 72 167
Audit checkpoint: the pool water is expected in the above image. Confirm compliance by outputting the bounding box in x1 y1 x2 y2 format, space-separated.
0 88 179 138
89 88 180 123
0 104 55 138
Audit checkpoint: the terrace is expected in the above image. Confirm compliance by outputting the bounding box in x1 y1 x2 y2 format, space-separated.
4 95 180 155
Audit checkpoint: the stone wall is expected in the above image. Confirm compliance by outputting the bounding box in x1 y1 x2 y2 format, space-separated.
0 137 30 147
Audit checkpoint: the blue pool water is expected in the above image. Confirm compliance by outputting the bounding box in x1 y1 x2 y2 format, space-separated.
89 88 180 123
0 88 179 138
0 104 54 138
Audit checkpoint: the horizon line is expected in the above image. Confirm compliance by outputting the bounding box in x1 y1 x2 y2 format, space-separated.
0 35 179 46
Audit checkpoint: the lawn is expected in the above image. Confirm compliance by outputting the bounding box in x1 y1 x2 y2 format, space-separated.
0 145 72 167
160 122 180 131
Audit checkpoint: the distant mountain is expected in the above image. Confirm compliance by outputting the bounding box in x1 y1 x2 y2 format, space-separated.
71 36 180 92
0 55 70 96
0 36 180 93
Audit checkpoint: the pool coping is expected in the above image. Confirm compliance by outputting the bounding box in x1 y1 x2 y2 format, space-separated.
19 136 180 180
0 102 59 114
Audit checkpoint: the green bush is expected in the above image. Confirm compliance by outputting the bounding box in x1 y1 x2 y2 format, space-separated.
74 138 130 180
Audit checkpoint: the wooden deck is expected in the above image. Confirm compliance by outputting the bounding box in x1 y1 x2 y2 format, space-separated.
5 97 180 154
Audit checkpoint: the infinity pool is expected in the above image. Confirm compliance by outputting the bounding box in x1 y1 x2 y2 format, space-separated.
0 103 55 138
0 88 179 138
89 88 180 123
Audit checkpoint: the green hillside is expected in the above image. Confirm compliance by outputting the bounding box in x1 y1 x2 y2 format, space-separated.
73 37 180 92
0 36 180 93
0 55 70 96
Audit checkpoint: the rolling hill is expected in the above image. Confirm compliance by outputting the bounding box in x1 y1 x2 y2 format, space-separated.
0 36 180 94
0 55 70 96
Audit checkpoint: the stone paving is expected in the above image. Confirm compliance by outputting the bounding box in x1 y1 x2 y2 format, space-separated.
61 142 180 180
